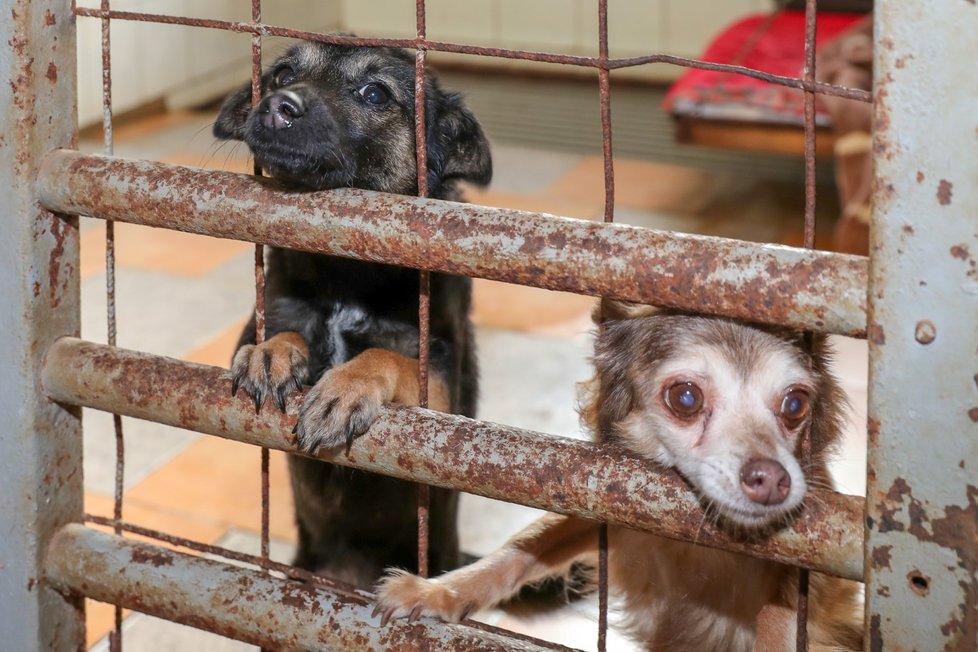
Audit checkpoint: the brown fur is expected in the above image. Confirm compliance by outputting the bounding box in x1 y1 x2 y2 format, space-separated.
376 302 862 651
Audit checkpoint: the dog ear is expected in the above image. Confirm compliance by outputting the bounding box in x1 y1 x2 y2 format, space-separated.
213 82 254 141
425 91 492 192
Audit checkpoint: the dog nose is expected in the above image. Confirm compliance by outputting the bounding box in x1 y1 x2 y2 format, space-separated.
258 91 305 130
739 458 791 506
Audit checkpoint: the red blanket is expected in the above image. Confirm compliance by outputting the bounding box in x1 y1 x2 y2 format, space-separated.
663 11 865 126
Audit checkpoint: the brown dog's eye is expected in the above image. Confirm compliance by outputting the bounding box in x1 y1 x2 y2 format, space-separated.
274 66 295 87
779 389 811 429
357 83 390 106
665 382 703 418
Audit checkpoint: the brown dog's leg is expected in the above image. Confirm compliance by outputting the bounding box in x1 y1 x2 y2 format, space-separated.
230 331 309 413
293 348 450 453
374 513 599 623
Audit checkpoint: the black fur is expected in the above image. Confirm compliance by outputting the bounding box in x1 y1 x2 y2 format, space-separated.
214 40 490 585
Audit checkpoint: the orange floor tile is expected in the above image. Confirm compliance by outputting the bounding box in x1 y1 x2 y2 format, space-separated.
545 156 723 214
80 221 252 280
472 279 594 335
183 319 249 368
124 437 296 543
465 187 604 221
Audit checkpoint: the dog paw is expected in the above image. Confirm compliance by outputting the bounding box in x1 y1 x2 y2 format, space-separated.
292 363 387 453
373 570 474 625
230 333 309 413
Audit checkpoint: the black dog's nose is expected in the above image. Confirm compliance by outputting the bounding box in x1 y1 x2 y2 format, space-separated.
739 458 791 506
258 91 305 130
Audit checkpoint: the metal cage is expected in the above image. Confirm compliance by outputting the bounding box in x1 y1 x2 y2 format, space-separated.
1 1 975 650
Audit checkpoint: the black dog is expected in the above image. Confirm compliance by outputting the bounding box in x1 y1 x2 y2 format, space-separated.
213 40 491 586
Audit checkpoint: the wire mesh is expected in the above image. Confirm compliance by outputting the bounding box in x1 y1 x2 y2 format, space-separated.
70 1 868 649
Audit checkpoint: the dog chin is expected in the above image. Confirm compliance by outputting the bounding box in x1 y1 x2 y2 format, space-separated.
713 499 800 531
251 153 346 190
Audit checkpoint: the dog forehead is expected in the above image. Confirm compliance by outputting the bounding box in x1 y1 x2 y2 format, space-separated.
653 327 813 395
290 42 412 83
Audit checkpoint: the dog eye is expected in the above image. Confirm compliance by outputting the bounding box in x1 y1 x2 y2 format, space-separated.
274 66 295 87
665 382 703 418
357 83 390 106
779 389 811 428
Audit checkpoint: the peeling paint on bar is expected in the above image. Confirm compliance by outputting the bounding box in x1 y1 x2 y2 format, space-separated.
44 525 563 651
41 338 864 581
35 150 869 336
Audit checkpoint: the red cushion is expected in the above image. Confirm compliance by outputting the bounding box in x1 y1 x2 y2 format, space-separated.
663 11 864 126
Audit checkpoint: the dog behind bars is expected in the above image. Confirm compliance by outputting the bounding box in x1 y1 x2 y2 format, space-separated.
213 40 490 586
377 302 863 651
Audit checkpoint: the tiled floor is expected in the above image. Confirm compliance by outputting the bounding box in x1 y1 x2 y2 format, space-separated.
77 108 866 651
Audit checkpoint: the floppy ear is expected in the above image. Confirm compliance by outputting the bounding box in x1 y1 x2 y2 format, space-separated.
425 90 492 192
213 82 254 141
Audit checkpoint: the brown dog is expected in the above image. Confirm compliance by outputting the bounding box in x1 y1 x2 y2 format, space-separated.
376 302 862 651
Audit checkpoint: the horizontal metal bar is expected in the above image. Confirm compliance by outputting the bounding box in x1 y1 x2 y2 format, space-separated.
36 150 867 336
69 7 871 102
41 338 864 580
44 524 561 651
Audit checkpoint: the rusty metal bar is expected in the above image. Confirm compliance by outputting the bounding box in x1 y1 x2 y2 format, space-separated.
35 150 868 336
865 5 978 650
41 338 864 581
44 525 563 652
0 1 84 649
68 6 871 104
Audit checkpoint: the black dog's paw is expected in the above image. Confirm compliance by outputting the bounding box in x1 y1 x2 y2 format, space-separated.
293 362 388 454
230 333 309 413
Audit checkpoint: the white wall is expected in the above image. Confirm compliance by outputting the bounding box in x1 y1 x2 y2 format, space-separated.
76 0 768 126
342 0 769 61
76 0 342 126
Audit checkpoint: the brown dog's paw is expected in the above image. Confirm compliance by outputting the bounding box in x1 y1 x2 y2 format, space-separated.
230 332 309 413
293 362 387 453
373 570 473 625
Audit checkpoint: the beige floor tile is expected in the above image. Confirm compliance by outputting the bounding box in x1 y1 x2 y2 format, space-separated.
125 438 296 543
79 221 252 280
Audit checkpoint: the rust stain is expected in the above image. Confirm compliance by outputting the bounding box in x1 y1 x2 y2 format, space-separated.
47 215 67 307
44 9 56 25
130 547 175 567
868 323 886 346
872 545 893 570
938 180 954 206
45 61 57 83
916 171 925 183
869 613 883 652
968 408 978 423
951 245 971 261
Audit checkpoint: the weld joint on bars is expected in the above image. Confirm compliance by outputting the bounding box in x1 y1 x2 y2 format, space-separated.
35 151 868 336
70 7 870 104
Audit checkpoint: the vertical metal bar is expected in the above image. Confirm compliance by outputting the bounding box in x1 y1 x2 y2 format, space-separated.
249 10 273 651
0 0 84 649
597 1 612 650
866 5 978 650
795 2 818 649
98 2 127 649
414 0 431 579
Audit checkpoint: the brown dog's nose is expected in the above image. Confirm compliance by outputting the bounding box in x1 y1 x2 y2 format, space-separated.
739 458 791 506
259 92 305 130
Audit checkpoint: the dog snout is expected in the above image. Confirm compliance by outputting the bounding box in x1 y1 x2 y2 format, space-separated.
739 458 791 506
258 90 305 130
